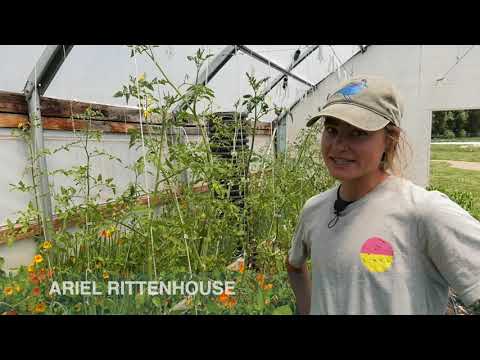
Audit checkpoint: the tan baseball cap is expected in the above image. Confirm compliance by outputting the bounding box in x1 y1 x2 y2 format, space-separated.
306 75 404 131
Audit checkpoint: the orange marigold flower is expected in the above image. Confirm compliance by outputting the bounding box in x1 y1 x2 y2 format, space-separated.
256 274 265 284
218 291 237 308
262 283 273 290
34 302 46 314
218 292 230 304
238 261 245 274
3 287 14 296
34 255 43 264
29 273 40 285
38 269 47 281
225 297 237 309
99 229 112 239
32 287 41 296
41 240 52 250
47 268 54 279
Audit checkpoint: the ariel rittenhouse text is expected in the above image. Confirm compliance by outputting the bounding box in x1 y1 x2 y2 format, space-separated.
49 281 236 296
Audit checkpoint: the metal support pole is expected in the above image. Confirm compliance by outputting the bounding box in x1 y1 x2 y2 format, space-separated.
260 45 319 99
173 45 236 114
23 45 74 240
27 90 54 239
236 45 315 88
275 115 287 156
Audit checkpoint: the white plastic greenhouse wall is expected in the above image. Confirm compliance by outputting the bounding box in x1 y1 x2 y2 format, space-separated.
1 45 479 272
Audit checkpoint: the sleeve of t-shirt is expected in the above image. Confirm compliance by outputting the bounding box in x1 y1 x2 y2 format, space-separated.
288 207 310 269
420 190 480 306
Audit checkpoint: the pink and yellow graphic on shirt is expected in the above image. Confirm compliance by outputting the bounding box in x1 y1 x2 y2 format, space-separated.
359 237 394 273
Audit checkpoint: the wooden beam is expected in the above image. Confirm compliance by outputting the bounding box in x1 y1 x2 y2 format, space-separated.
0 168 268 246
0 182 210 245
0 113 272 136
0 90 274 135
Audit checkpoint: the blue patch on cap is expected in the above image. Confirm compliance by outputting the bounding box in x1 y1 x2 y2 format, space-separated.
334 79 368 101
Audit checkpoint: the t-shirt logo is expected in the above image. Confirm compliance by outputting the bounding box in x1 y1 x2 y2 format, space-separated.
359 237 394 273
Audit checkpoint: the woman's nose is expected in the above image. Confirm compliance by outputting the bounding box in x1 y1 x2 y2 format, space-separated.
333 133 348 148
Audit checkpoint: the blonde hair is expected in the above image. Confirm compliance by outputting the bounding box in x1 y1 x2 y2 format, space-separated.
380 124 413 177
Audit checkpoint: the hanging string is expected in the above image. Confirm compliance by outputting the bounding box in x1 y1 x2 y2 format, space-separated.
133 52 157 279
436 45 475 83
328 45 351 81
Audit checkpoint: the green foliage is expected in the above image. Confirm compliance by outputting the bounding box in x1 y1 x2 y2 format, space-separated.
1 47 333 315
432 109 480 139
444 129 455 139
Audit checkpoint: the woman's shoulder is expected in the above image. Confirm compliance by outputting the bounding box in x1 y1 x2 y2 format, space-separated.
387 176 447 205
302 186 338 214
392 177 474 221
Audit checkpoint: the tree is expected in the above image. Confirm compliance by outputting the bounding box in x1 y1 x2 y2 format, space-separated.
467 110 480 137
453 110 469 137
445 111 455 133
432 111 446 137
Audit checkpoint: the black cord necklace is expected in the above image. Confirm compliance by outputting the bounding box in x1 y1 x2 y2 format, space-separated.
328 185 356 229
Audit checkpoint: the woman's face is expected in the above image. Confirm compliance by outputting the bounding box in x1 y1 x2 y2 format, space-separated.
321 117 387 182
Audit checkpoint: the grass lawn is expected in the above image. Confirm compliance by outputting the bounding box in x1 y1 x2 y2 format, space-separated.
429 161 480 219
430 144 480 162
431 137 480 142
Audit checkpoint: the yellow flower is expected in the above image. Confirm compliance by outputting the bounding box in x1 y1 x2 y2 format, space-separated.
34 302 46 314
3 287 13 296
143 109 151 119
41 240 52 250
138 73 145 82
28 264 35 273
34 255 43 264
17 122 24 129
15 285 22 293
103 271 110 280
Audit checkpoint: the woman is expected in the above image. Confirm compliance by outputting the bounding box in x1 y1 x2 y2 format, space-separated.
287 75 480 315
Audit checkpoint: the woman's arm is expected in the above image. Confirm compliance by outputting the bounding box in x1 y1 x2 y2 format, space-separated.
286 258 312 315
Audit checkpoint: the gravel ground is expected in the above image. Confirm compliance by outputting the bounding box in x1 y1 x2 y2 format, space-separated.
431 159 480 171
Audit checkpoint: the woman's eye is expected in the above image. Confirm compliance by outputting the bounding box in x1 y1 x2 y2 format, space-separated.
352 130 367 137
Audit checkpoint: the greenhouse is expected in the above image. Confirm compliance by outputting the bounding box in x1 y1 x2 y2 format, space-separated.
0 45 479 315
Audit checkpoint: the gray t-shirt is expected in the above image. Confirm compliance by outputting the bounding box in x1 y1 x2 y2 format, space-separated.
288 175 480 315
